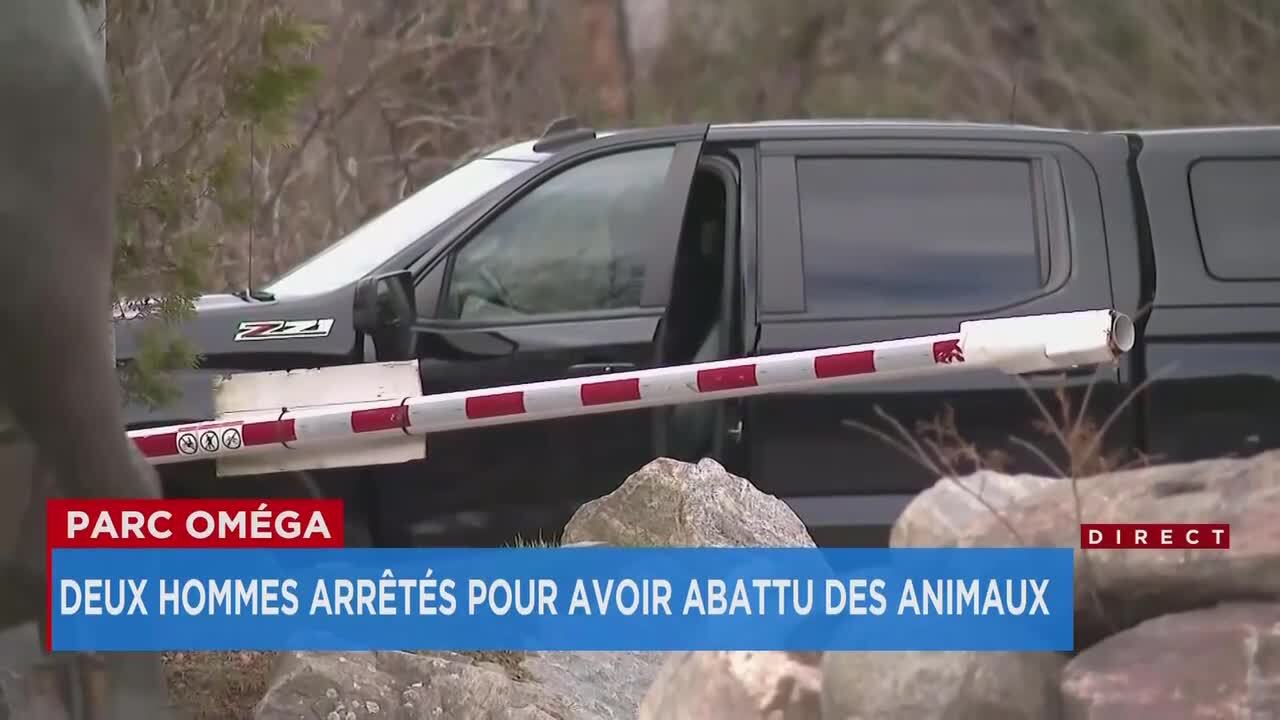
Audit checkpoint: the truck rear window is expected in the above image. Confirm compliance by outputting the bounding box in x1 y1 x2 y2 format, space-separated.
796 156 1047 318
1189 158 1280 281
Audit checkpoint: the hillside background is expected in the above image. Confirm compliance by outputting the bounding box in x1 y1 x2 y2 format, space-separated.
107 0 1280 294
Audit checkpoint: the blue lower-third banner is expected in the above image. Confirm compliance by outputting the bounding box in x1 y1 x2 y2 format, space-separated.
50 547 1073 652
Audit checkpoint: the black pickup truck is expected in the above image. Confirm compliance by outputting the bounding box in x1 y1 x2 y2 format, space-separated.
115 119 1280 546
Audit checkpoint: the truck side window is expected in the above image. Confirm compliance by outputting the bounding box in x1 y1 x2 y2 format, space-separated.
796 156 1047 318
444 146 676 321
1189 158 1280 281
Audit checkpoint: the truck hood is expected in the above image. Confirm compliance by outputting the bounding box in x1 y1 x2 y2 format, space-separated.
113 289 359 364
194 293 254 312
116 293 247 319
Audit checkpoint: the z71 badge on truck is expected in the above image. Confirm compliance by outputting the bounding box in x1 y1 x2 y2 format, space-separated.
233 319 336 342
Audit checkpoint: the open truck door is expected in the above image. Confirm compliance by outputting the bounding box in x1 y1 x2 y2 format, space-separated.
378 126 709 544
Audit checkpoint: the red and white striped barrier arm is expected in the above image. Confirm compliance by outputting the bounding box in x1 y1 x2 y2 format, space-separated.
129 309 1135 466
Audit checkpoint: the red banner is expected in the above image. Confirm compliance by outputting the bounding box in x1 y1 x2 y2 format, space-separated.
47 498 345 549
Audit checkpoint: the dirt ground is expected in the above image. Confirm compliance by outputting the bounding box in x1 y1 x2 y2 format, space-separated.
163 651 273 720
162 650 532 718
161 543 552 717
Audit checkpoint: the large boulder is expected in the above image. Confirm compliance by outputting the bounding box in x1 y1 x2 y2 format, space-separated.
521 652 663 719
255 650 663 720
579 459 821 719
820 651 1066 720
638 651 822 720
253 652 403 720
1061 602 1280 719
257 460 819 719
890 470 1061 548
562 458 815 548
928 451 1280 645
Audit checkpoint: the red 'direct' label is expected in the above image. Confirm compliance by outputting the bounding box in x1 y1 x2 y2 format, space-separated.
46 498 345 549
1080 522 1230 550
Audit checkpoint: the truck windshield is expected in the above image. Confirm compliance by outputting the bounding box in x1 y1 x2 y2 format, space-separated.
262 157 533 297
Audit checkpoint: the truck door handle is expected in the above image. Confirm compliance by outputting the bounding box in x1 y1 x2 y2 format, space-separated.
726 420 743 443
567 362 637 376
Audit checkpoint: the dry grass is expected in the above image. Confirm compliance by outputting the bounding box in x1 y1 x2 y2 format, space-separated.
507 534 560 549
850 384 1156 489
156 538 560 716
440 535 565 679
847 345 1167 637
845 345 1165 545
451 651 535 682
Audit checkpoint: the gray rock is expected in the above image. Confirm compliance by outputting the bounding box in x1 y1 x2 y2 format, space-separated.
386 652 570 720
258 460 812 719
254 652 403 720
891 470 1061 548
1061 603 1280 719
255 650 662 720
821 651 1066 720
958 451 1280 645
562 458 815 548
638 651 822 720
573 460 821 719
522 652 664 719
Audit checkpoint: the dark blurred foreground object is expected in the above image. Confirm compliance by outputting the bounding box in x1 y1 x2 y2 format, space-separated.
0 0 176 717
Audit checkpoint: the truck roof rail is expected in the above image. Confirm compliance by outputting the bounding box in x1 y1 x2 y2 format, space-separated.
532 115 597 153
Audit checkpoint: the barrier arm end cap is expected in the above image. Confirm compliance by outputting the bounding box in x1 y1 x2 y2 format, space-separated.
960 309 1135 374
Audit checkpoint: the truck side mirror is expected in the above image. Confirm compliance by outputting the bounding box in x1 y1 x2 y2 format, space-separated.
353 270 416 359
